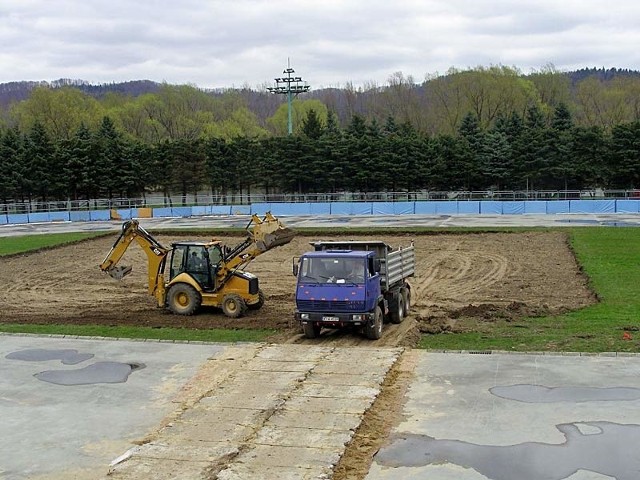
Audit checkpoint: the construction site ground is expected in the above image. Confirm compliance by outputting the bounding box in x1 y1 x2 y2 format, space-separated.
0 231 594 344
0 229 605 479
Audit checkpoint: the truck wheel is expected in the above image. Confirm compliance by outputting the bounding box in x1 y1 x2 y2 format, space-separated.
401 287 411 316
364 306 383 340
302 322 321 338
390 294 405 324
247 289 265 311
167 284 201 316
221 294 247 318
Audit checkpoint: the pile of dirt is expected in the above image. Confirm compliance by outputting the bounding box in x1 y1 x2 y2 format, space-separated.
0 231 595 347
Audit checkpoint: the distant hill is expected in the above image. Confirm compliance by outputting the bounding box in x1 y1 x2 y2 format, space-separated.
567 67 640 84
2 68 640 120
0 79 161 108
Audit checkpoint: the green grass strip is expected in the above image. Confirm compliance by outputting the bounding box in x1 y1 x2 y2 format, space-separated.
420 227 640 353
0 232 107 256
0 323 275 343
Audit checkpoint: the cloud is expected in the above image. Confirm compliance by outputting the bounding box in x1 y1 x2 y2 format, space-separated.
1 0 640 89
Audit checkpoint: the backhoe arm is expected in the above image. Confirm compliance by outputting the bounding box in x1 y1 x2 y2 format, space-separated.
100 220 170 295
216 212 294 280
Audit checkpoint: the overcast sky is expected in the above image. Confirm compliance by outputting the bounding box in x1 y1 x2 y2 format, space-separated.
2 0 639 89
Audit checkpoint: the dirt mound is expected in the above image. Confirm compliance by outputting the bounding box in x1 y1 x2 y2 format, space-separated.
0 231 595 347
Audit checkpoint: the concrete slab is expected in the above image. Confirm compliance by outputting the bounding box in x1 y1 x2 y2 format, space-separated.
0 334 225 480
368 352 640 480
109 344 401 480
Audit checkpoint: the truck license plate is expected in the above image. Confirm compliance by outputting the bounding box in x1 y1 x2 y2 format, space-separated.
322 316 339 322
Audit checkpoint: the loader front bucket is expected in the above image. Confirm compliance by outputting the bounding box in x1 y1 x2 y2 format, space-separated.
107 265 133 280
251 213 295 252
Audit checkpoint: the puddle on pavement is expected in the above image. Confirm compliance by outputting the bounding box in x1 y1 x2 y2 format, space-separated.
5 348 94 365
490 384 640 403
35 361 145 385
375 421 640 480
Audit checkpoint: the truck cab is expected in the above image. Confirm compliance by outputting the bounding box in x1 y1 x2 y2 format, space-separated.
295 250 384 339
294 240 414 340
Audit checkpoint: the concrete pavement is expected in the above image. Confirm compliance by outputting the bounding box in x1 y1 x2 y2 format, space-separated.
0 335 401 480
0 335 224 480
368 352 640 480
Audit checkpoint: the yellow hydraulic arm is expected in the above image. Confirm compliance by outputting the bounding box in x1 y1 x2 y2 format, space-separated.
216 212 294 281
99 220 169 297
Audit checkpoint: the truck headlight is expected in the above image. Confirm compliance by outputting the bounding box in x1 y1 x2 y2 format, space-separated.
300 313 309 320
352 314 363 321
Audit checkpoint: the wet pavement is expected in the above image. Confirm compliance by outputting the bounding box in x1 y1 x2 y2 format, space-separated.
367 352 640 480
0 335 400 480
0 335 223 480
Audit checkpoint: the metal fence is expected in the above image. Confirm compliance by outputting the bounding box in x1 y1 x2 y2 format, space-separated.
2 190 640 214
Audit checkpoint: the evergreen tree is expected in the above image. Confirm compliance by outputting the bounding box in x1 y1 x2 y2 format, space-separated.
24 121 56 202
301 109 324 140
608 121 640 188
457 113 484 190
0 128 24 204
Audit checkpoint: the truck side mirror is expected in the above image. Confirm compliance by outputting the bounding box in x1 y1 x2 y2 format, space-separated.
292 257 299 276
373 259 381 273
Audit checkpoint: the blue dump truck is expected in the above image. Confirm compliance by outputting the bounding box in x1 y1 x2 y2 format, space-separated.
293 240 415 339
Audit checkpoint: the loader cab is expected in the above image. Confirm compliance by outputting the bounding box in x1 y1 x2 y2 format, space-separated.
169 242 222 290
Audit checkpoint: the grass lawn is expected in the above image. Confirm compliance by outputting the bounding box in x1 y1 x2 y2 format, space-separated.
0 323 274 343
420 227 640 353
0 232 107 256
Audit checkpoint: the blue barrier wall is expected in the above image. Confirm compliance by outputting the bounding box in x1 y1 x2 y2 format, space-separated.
524 201 547 214
458 201 480 214
27 212 51 223
90 210 109 221
372 202 414 215
71 211 90 221
330 202 373 215
8 214 29 224
211 205 232 215
502 201 526 215
546 201 570 214
49 211 70 222
232 205 251 215
616 200 640 213
570 199 615 214
3 200 640 225
310 203 331 215
480 201 503 214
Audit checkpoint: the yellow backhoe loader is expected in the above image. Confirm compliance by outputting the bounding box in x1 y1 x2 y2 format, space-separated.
99 212 294 318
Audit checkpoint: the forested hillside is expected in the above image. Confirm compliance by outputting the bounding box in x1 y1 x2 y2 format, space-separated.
1 65 640 204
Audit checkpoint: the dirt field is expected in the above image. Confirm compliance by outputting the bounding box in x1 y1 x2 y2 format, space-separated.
0 231 595 347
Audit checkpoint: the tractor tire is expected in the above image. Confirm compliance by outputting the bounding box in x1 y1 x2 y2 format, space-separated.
302 322 321 339
389 293 405 324
221 294 247 318
401 286 411 317
167 283 201 316
364 306 383 340
247 289 265 311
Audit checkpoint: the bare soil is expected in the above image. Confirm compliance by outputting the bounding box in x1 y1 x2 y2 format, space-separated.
0 231 595 348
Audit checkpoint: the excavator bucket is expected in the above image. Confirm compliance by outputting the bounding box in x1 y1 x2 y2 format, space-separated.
107 265 133 280
250 212 295 252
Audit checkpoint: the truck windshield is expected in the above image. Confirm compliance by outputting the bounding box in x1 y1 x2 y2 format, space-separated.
299 257 366 284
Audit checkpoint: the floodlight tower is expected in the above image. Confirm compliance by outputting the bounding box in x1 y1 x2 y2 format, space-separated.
267 59 310 135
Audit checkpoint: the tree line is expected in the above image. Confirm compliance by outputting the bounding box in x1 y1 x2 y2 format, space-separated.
1 101 640 204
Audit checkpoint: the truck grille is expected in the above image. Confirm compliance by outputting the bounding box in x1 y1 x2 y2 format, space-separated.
297 300 365 311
